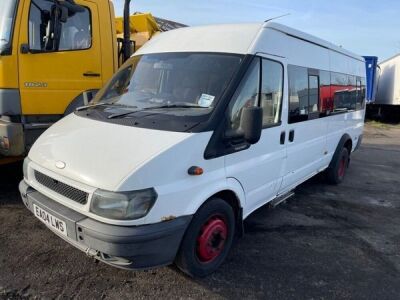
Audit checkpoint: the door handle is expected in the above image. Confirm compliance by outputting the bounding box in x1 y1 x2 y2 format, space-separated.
289 130 295 142
288 130 295 142
20 44 30 54
280 131 286 145
83 72 101 77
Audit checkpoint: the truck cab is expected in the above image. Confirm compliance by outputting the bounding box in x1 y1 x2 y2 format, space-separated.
0 0 166 164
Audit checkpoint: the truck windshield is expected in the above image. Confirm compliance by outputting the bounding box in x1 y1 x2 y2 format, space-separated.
94 52 243 116
0 0 18 55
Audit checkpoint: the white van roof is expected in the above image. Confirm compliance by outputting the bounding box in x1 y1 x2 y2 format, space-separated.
135 22 363 62
266 22 363 61
135 23 264 56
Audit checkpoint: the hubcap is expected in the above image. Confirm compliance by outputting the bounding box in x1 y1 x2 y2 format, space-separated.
196 216 228 263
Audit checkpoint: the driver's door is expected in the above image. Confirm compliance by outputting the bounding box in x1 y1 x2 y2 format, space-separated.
18 0 102 116
225 55 287 216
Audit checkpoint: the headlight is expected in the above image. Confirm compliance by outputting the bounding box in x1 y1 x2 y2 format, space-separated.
90 188 157 220
23 157 31 179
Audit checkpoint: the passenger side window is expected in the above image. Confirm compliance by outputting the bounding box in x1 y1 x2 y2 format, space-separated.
261 59 283 126
29 0 92 52
228 58 260 130
288 64 365 121
308 75 319 115
332 73 357 112
319 70 332 116
288 65 309 123
356 78 366 110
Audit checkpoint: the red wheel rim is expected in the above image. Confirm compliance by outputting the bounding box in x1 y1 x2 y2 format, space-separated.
338 156 346 178
196 215 228 263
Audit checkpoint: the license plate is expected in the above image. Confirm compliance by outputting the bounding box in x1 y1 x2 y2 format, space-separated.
33 204 67 236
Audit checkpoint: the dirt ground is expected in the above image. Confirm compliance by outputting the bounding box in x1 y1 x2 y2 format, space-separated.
1 122 400 300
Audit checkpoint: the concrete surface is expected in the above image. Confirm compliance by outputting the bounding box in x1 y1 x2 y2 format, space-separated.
0 122 400 299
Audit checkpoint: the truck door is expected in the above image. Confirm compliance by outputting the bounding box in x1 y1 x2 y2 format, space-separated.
18 0 102 117
278 66 328 194
225 56 287 215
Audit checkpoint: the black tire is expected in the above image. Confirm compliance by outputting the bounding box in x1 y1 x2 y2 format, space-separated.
326 147 349 184
175 198 235 277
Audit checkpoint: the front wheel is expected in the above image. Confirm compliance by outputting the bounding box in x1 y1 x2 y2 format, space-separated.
175 198 235 277
326 147 349 184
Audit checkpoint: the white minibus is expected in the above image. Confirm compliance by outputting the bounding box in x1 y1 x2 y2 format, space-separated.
20 22 366 277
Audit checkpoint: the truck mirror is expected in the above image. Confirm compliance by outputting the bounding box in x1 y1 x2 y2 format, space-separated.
59 6 68 23
224 106 263 145
239 106 263 144
58 0 85 17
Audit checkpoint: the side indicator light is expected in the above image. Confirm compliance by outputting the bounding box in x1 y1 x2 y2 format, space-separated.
188 166 203 176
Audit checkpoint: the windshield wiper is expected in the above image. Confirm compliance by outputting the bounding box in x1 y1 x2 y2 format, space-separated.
107 104 204 119
76 102 135 111
144 104 203 110
76 102 110 111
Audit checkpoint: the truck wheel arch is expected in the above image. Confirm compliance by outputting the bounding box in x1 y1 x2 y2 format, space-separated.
64 90 99 116
329 133 352 169
183 178 246 236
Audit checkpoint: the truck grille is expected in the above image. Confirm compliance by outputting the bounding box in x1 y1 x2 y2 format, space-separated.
34 170 88 205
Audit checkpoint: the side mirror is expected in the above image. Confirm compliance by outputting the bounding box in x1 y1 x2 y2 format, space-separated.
59 6 69 23
239 106 263 144
59 0 85 16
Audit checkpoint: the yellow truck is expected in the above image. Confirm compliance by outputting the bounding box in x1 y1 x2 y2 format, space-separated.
0 0 184 165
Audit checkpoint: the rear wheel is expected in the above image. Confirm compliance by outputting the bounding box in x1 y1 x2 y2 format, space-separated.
326 147 349 184
175 198 235 277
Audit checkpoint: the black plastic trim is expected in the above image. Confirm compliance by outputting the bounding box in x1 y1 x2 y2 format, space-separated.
354 134 363 151
328 133 352 170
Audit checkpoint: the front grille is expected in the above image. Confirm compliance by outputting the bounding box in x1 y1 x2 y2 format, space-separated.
34 170 88 204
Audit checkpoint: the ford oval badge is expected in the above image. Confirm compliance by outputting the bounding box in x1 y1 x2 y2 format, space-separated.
55 161 66 169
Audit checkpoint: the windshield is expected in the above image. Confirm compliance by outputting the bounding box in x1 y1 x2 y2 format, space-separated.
94 52 243 116
0 0 18 55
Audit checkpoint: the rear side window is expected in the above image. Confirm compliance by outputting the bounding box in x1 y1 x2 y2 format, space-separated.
332 73 357 112
356 77 366 110
29 0 92 52
289 64 365 123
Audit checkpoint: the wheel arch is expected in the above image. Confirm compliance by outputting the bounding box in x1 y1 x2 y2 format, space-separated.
63 90 99 116
212 189 244 237
329 133 352 169
190 180 245 237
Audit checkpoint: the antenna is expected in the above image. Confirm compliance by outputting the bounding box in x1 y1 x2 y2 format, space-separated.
265 13 291 23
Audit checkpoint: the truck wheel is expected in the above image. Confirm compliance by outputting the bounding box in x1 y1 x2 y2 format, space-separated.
326 147 349 184
175 198 235 277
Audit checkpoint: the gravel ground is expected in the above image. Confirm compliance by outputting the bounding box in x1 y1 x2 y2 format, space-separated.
0 122 400 299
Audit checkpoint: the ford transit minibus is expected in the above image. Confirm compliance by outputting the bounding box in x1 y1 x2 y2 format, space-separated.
20 22 366 277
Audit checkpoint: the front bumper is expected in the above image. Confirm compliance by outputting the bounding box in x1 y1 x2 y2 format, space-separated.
19 180 192 270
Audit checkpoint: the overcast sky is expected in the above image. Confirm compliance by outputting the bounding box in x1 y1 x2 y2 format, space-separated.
113 0 400 61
